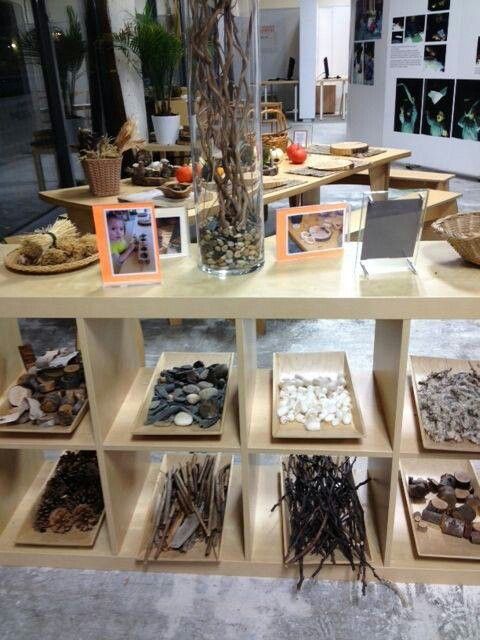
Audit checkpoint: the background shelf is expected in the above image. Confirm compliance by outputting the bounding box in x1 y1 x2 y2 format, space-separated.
248 370 393 457
0 413 96 450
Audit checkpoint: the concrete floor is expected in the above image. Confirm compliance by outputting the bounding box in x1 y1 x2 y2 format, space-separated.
2 119 480 638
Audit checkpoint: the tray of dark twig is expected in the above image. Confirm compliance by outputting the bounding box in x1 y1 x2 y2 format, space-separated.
273 455 396 596
137 453 233 564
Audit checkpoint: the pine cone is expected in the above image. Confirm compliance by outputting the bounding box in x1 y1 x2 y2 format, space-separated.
72 504 99 532
48 507 73 533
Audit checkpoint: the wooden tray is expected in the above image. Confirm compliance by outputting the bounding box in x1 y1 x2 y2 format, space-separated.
400 458 480 561
15 460 105 547
410 355 480 453
272 352 365 439
279 459 372 565
133 352 234 437
306 156 354 172
0 375 88 436
136 453 234 563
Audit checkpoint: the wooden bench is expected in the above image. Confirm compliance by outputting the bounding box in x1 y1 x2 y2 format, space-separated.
337 167 455 191
349 189 461 240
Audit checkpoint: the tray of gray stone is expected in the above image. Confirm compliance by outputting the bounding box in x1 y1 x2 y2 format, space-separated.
134 352 234 436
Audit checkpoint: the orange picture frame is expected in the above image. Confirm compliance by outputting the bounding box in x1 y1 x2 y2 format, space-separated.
276 203 349 263
92 202 162 286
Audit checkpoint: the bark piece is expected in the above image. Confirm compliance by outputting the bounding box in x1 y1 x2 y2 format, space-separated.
441 515 465 538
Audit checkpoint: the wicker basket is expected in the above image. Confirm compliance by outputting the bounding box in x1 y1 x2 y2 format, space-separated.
432 212 480 266
82 157 122 197
261 108 289 152
4 249 99 275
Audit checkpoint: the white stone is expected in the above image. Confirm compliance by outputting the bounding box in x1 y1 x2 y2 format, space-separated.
342 413 352 425
186 394 200 405
295 413 306 423
280 415 288 424
174 411 193 426
277 405 290 418
305 415 321 431
332 418 340 427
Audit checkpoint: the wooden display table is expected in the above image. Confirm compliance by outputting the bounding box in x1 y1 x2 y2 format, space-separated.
38 147 410 233
0 239 480 585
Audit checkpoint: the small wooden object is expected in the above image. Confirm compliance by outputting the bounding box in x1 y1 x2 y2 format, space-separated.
18 345 36 370
400 459 480 560
330 142 369 157
133 352 234 437
271 352 365 440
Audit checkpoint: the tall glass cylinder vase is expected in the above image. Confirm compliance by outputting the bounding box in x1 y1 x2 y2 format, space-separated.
183 0 264 276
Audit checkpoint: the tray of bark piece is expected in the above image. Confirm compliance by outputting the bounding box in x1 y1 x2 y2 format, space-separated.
272 352 365 439
410 356 480 453
400 459 480 560
16 451 105 547
277 456 374 577
0 345 88 435
137 453 233 564
134 352 235 436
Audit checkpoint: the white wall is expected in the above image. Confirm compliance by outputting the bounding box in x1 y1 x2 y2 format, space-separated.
260 8 299 81
382 0 480 175
316 3 350 79
348 0 480 175
299 0 318 119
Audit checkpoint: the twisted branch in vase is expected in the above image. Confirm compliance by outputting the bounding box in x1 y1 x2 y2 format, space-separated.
187 0 258 231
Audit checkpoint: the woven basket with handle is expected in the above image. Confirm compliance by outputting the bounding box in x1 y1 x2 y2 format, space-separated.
261 108 289 152
432 212 480 266
82 157 122 197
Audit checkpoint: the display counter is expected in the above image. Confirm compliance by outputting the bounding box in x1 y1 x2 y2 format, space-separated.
0 238 479 585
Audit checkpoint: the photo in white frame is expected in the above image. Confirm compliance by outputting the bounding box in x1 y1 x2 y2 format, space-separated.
154 207 190 259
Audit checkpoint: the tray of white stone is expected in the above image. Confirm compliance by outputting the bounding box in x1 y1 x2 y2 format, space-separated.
272 352 366 439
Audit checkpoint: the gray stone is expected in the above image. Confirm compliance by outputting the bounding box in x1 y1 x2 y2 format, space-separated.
183 384 200 394
186 393 200 405
198 381 213 389
199 387 218 401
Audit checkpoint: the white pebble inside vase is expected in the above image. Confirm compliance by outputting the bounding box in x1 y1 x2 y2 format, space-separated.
277 373 353 431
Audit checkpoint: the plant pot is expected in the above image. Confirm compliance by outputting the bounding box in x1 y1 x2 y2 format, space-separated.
152 114 180 145
65 116 84 146
82 157 122 197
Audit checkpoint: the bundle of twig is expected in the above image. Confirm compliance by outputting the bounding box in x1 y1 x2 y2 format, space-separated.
273 455 400 598
14 218 97 266
143 454 230 565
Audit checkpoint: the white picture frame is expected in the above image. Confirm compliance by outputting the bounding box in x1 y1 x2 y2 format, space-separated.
154 207 190 259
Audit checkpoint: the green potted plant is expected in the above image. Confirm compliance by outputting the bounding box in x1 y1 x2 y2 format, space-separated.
113 7 183 145
20 6 87 143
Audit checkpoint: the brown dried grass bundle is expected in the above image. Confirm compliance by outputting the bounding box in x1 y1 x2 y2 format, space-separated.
115 118 143 154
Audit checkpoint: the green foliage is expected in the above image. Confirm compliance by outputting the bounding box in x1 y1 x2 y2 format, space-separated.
19 6 86 118
113 6 183 116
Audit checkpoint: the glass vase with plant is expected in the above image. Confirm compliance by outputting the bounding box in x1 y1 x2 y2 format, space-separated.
113 7 183 145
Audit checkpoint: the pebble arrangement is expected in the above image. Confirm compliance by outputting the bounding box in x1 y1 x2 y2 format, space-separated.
277 373 353 432
147 360 229 429
198 217 263 272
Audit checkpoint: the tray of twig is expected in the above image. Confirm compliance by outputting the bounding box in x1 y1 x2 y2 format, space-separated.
410 356 480 453
137 453 233 564
272 455 398 597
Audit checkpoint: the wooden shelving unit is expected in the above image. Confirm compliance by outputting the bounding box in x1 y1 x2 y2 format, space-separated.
0 239 480 585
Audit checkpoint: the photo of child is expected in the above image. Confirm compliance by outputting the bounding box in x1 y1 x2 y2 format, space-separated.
352 42 375 86
405 15 426 43
394 79 424 135
426 13 449 42
424 44 447 72
105 208 157 275
428 0 450 11
354 0 383 40
452 80 480 142
422 79 454 137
